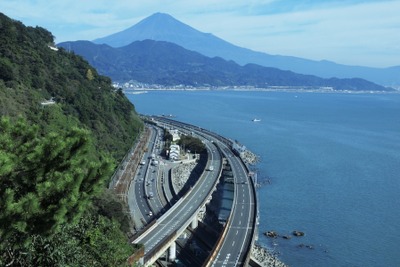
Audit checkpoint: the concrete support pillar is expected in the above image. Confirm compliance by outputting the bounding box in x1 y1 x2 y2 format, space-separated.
169 241 176 262
191 216 198 229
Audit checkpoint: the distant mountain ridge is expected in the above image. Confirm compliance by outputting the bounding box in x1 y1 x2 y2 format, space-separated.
58 39 392 91
93 12 400 87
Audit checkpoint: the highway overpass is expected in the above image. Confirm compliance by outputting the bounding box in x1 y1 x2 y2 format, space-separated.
129 116 258 266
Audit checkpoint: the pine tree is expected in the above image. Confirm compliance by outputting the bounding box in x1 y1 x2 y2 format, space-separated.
0 117 113 249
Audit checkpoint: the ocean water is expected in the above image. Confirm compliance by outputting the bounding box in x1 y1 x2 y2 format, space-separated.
127 90 400 267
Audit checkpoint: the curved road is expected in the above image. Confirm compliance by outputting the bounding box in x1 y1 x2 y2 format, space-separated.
131 117 256 266
210 146 256 267
128 125 166 227
133 121 222 263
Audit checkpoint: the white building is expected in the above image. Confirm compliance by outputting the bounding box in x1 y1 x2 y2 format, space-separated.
40 97 56 106
169 144 180 161
169 129 180 142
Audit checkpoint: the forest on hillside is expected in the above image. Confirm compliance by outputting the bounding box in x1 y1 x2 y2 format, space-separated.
0 12 143 266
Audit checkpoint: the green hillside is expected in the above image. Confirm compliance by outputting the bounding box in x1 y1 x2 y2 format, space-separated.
0 13 143 160
0 13 143 266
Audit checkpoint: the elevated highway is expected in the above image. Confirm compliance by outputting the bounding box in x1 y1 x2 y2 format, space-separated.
208 145 256 266
130 117 257 266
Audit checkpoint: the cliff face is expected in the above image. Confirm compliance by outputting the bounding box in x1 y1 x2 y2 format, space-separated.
0 12 143 161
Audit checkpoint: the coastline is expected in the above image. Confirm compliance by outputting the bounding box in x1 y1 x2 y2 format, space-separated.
115 79 400 94
121 87 400 95
129 91 400 267
251 243 288 267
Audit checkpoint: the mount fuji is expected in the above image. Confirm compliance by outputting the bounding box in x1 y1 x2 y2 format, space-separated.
92 13 399 87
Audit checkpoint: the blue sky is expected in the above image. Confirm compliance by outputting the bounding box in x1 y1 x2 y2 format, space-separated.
1 0 399 68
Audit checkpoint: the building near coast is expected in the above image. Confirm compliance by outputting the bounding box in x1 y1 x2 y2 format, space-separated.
169 144 180 161
169 129 180 142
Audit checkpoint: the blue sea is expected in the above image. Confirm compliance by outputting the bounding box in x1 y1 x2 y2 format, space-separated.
127 90 400 267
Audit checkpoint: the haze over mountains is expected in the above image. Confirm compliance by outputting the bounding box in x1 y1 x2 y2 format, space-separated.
92 13 399 87
58 12 396 91
58 39 390 91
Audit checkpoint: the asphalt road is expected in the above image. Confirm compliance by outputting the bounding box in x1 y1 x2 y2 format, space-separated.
210 146 256 267
134 118 222 258
131 117 256 266
128 125 164 227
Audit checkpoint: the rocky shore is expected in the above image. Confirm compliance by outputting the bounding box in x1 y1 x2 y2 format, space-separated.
251 243 288 267
241 149 259 165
